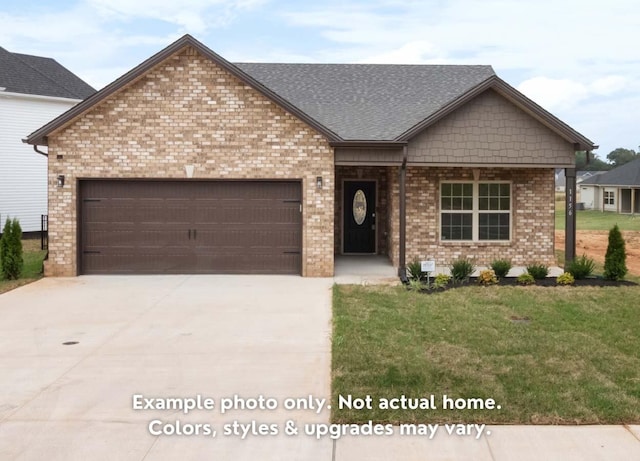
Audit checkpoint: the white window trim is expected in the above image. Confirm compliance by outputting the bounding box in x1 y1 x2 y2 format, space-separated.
604 191 615 205
439 180 512 242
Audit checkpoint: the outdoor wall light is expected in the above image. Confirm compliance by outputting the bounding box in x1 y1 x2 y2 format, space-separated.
316 176 323 189
57 175 65 188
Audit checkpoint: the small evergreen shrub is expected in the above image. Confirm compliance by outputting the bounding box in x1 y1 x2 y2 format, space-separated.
517 273 535 285
0 218 24 280
449 258 476 283
604 224 627 281
566 254 595 279
490 259 512 278
556 272 575 286
407 259 424 281
477 269 498 285
433 274 451 289
526 263 549 280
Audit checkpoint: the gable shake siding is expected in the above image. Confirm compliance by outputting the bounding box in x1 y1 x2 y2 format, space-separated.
46 47 334 276
408 90 575 166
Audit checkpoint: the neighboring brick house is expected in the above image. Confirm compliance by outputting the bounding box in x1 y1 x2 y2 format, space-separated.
25 35 594 277
0 46 95 233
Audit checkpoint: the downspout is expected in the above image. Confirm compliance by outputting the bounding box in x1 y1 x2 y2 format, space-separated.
33 145 48 157
398 145 408 283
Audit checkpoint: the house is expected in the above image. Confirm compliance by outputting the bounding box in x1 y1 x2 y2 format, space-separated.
0 47 95 233
579 158 640 213
555 169 605 193
24 35 595 277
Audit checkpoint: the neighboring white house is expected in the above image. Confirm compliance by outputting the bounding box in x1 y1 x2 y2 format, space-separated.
0 47 94 233
580 158 640 213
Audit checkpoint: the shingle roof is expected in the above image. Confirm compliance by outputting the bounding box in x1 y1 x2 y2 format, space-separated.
580 158 640 187
235 63 495 141
0 46 95 100
24 34 596 149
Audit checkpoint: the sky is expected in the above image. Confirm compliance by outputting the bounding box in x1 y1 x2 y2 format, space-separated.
1 0 637 158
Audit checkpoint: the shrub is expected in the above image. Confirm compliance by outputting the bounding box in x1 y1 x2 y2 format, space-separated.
490 259 512 278
433 273 451 289
0 218 24 280
526 263 549 280
566 254 595 279
556 272 575 286
449 258 475 283
517 273 535 285
406 259 424 281
477 269 498 285
604 224 627 281
408 278 425 291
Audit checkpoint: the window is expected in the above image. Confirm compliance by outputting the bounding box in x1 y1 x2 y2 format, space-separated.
604 191 615 205
441 182 511 241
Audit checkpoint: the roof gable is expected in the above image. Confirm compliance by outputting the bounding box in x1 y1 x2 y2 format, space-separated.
25 35 341 146
581 158 640 186
0 46 95 100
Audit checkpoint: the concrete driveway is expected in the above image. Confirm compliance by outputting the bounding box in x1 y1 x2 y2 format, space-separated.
0 276 334 460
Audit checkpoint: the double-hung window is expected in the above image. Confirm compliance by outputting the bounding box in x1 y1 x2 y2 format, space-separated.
441 182 511 241
604 191 614 205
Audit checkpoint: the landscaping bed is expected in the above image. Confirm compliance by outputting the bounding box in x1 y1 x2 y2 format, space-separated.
410 276 637 293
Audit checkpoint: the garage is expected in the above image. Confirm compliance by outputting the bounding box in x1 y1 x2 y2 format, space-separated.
79 180 302 275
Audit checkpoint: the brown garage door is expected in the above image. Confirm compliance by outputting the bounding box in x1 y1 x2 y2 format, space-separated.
79 180 302 274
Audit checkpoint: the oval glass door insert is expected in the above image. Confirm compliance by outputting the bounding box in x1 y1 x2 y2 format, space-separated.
353 189 367 225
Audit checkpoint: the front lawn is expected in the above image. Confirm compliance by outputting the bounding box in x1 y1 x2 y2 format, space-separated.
0 239 47 294
555 201 640 231
332 284 640 424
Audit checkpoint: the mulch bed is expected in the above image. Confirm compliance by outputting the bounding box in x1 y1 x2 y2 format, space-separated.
410 276 637 293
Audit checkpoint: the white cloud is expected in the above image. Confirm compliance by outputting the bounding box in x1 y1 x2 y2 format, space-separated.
88 0 268 33
517 75 629 112
358 41 441 64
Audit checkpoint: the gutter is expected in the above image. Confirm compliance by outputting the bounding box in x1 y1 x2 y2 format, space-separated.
32 144 48 157
398 145 408 283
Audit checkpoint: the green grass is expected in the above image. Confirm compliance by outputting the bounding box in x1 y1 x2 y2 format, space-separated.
332 284 640 424
555 200 640 231
0 240 47 294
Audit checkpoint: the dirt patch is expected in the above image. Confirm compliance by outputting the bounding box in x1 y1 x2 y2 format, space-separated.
555 230 640 276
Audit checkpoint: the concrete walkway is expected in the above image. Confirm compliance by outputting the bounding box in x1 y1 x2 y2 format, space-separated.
1 276 639 460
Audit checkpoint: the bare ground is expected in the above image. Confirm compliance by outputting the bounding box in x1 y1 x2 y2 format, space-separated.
555 230 640 275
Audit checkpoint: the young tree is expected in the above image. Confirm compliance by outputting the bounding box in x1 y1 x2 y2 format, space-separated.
0 218 24 280
603 224 627 281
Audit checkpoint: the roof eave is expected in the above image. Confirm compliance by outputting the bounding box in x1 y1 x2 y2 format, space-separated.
395 76 597 152
330 140 408 148
24 34 342 146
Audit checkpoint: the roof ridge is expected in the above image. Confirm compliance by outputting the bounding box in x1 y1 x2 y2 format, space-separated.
11 52 86 99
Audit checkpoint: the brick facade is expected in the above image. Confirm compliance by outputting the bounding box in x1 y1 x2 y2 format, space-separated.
45 46 334 277
388 166 557 269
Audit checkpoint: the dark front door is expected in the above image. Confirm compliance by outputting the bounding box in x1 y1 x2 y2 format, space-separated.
343 181 376 253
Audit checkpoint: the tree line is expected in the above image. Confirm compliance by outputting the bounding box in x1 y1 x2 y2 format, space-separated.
576 146 640 171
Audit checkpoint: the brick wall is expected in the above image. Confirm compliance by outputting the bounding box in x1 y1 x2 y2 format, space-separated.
46 46 334 277
409 90 575 167
388 167 557 269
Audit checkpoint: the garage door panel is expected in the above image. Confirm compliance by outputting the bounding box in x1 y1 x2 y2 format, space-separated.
80 180 302 274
